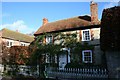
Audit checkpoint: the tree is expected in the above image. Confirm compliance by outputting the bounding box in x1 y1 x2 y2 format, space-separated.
9 46 30 65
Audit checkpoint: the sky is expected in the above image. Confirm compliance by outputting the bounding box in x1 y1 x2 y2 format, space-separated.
0 1 119 34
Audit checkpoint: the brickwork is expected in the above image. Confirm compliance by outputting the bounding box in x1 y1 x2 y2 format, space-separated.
90 1 98 23
43 18 48 25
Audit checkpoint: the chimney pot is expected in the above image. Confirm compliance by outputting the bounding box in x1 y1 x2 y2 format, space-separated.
16 30 19 32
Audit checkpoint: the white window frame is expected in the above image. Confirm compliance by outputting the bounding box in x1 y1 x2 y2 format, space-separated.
55 54 57 63
45 53 50 63
82 29 91 41
7 41 9 47
21 43 26 46
46 35 53 44
20 42 26 46
6 40 13 47
82 50 92 63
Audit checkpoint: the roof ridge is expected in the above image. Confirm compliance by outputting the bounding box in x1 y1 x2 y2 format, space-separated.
1 28 34 43
34 15 94 35
47 15 91 24
2 28 34 37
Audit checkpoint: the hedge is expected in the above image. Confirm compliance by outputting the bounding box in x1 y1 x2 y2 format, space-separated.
100 6 120 51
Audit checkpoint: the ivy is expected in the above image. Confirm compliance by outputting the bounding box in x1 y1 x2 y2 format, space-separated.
30 32 94 66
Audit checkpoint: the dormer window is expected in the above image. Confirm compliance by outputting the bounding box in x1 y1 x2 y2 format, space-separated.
46 36 53 44
82 29 91 41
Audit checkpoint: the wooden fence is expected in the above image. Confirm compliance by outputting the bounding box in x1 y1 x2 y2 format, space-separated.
46 67 108 79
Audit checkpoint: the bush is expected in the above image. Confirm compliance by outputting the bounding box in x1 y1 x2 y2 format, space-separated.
100 6 120 51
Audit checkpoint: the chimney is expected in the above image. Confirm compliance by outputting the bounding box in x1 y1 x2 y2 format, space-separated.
43 18 48 25
16 29 19 32
90 1 98 23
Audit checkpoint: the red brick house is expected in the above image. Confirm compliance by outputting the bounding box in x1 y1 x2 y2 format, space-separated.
34 1 104 69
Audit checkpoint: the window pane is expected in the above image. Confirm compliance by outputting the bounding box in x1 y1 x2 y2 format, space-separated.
82 50 92 63
84 57 88 61
82 30 91 41
84 52 91 56
87 37 90 40
84 57 91 61
10 42 12 46
7 41 9 46
46 36 53 44
49 36 53 43
84 57 91 63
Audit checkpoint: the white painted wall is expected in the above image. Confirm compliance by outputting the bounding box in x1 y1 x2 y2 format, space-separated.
2 38 30 47
91 28 100 39
0 64 4 73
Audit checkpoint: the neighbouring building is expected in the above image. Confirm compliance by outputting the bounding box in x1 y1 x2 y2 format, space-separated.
0 28 34 64
34 1 105 70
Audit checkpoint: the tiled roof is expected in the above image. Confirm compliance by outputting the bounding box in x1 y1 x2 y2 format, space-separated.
1 28 34 43
34 15 100 35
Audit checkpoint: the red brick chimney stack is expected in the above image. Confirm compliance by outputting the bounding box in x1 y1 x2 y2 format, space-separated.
43 18 48 25
16 29 19 32
90 1 98 23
